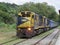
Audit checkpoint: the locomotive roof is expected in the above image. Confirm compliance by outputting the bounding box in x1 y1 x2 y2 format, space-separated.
18 11 35 16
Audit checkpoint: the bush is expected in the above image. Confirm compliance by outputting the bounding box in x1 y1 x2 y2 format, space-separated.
9 24 16 29
0 23 7 27
0 22 16 29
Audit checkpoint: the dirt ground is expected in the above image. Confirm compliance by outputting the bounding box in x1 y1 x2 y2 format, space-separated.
0 30 16 43
0 33 6 40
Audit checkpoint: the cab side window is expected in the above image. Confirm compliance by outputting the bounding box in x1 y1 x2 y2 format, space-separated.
32 15 34 18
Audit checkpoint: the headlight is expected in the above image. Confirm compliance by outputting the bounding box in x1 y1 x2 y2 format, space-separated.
27 28 31 31
18 28 20 30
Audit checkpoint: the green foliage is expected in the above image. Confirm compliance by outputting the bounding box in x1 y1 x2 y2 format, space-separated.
0 23 7 27
9 24 16 29
19 2 58 21
0 2 19 24
0 2 59 25
0 22 16 29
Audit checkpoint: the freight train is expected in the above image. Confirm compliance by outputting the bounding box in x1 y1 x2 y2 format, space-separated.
16 11 58 38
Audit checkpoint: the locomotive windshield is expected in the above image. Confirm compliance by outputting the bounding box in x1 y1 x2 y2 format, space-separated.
17 11 31 25
17 16 28 25
21 12 31 17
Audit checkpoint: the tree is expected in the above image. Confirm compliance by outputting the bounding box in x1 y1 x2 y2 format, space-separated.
19 2 58 21
0 2 58 24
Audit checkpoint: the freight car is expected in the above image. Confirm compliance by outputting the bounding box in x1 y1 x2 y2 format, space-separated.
16 11 58 38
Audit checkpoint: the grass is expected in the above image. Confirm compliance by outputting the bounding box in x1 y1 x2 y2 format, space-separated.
0 23 16 44
57 26 60 29
0 23 16 32
0 28 15 32
3 38 25 45
0 28 16 43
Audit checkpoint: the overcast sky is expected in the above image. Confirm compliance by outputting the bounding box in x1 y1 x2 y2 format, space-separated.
0 0 60 14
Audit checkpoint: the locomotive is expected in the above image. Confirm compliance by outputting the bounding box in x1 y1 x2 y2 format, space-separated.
16 11 58 38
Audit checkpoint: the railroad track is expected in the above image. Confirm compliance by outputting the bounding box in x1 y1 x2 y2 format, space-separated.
13 34 50 45
33 29 59 45
13 39 28 45
0 29 57 45
0 37 27 45
13 30 54 45
49 30 60 45
0 38 18 45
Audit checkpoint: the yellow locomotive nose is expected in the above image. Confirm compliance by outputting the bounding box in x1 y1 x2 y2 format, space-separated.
17 17 32 28
17 11 35 37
